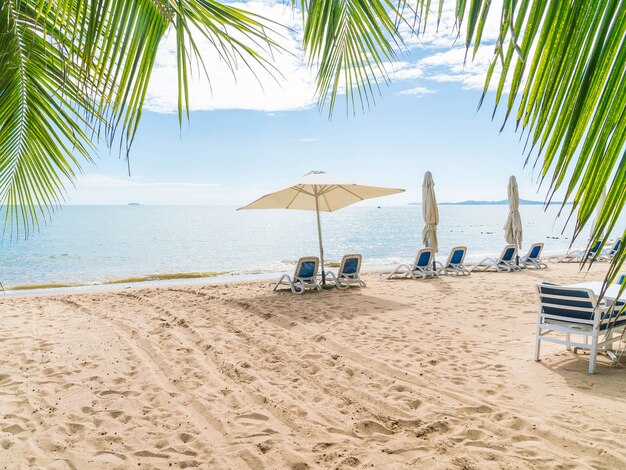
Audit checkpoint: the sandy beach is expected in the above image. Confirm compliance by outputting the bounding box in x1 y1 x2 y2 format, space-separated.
1 263 625 469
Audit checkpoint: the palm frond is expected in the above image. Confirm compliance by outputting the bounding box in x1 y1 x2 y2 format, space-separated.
0 1 95 237
0 0 279 236
463 0 626 282
299 0 404 115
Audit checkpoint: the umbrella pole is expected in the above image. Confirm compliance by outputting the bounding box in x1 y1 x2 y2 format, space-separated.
314 190 326 285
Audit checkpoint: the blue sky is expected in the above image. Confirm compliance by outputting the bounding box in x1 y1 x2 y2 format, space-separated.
69 0 554 206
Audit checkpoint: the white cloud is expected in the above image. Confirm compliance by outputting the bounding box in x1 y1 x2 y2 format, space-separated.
293 137 319 142
145 1 318 113
387 63 424 80
397 0 505 92
142 0 510 113
397 85 437 97
419 46 498 90
68 174 251 205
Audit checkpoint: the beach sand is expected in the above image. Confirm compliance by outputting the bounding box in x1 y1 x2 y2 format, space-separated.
1 263 625 469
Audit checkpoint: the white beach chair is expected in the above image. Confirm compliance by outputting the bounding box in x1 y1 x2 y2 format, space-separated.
558 240 602 263
534 282 626 374
520 242 547 269
385 248 437 280
472 245 521 272
324 254 366 289
436 246 470 275
599 238 622 262
268 256 322 294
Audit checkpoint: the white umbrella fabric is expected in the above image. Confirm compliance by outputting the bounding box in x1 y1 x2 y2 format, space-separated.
239 171 405 283
590 187 607 240
504 176 523 263
422 171 439 253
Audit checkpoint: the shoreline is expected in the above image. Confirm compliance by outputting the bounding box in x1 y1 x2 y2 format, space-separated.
0 258 605 298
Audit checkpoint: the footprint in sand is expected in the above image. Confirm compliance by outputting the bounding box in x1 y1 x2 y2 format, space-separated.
353 420 394 436
179 432 194 444
1 439 13 450
235 412 270 426
2 424 26 435
98 390 132 397
64 422 85 434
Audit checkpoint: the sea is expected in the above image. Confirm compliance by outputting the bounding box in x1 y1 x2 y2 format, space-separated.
0 204 623 290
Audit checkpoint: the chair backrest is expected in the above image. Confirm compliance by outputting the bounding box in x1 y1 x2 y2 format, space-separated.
414 248 434 269
294 256 319 280
526 242 543 260
339 254 362 276
536 282 598 323
610 238 622 255
447 246 467 267
501 245 518 262
589 239 602 256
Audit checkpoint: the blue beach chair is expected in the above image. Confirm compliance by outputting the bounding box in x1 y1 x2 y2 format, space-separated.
618 274 625 285
535 282 626 374
436 246 470 275
600 238 622 261
521 242 547 269
324 254 366 289
386 248 437 280
559 240 602 263
472 245 521 272
268 256 322 294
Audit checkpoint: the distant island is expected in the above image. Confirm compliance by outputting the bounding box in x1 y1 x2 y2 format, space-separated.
409 199 572 206
128 202 141 206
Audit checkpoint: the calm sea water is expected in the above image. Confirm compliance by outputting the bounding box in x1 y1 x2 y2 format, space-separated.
0 205 623 288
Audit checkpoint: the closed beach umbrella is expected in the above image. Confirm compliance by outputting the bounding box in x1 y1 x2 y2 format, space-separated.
239 171 405 283
422 171 439 253
590 187 607 239
504 176 523 260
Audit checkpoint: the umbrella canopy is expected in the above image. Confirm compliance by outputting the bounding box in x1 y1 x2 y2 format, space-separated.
239 171 405 283
422 171 439 252
504 175 523 249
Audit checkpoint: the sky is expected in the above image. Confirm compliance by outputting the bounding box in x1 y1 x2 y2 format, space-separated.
68 0 556 207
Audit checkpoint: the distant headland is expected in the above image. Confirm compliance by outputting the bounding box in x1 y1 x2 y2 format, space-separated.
127 202 141 206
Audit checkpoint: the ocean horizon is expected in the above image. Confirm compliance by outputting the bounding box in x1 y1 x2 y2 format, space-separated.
1 204 622 291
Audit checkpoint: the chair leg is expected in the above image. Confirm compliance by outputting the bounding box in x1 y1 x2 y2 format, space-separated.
565 333 571 351
588 333 599 374
534 321 542 361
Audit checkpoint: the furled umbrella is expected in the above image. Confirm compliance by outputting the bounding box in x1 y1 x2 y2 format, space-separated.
504 175 523 264
422 171 439 269
590 187 607 239
239 171 405 284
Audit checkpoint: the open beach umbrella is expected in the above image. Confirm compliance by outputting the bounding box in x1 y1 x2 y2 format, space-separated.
422 171 439 253
504 175 523 263
239 171 405 284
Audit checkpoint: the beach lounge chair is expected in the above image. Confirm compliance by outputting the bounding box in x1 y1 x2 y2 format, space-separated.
535 282 626 374
619 274 625 285
324 254 366 289
520 242 547 269
599 238 622 261
558 240 602 263
385 248 437 280
268 256 322 294
472 245 521 272
436 246 470 275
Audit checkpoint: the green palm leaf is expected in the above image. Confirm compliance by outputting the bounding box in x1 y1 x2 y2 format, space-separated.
1 0 278 237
